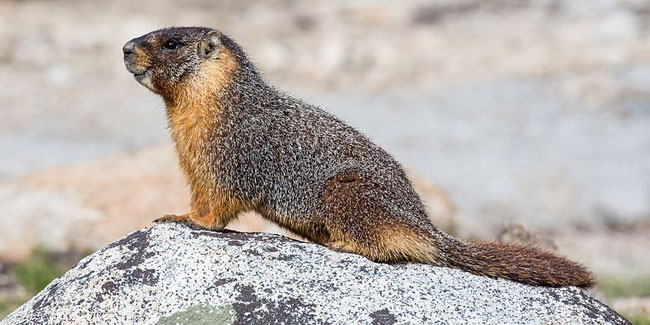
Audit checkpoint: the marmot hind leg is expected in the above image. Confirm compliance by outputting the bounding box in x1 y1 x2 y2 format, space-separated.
323 213 441 264
321 211 440 264
321 174 440 264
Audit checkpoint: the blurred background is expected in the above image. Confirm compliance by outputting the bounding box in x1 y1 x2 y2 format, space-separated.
1 0 649 321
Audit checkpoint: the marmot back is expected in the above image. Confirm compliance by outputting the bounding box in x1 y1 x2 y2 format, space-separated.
123 27 595 288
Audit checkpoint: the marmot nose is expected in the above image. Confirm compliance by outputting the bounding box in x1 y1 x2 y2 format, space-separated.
122 41 135 57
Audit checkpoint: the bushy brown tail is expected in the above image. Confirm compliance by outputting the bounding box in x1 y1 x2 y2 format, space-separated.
442 240 595 288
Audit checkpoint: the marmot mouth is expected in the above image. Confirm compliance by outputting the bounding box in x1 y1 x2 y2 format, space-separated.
133 69 150 82
133 70 147 78
132 69 155 92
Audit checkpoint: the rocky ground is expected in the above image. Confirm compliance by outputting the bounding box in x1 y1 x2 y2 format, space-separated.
1 0 649 320
3 224 628 324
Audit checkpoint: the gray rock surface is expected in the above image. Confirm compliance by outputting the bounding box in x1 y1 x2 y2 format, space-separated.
2 223 627 324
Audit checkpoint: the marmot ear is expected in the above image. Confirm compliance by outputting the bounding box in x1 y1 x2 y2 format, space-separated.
198 31 220 59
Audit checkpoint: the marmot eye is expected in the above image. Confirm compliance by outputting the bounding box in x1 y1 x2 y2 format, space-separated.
163 40 179 50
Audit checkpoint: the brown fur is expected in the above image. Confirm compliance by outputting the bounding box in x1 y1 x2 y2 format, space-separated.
447 241 596 287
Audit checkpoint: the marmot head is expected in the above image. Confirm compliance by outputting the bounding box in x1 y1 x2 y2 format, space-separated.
123 27 242 103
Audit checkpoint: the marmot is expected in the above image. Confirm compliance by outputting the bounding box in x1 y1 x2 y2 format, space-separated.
123 27 594 288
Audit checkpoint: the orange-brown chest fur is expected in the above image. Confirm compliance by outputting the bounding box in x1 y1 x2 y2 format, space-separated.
167 100 217 216
168 103 210 180
164 47 240 216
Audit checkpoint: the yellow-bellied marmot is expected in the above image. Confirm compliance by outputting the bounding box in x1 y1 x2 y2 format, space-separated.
122 27 594 288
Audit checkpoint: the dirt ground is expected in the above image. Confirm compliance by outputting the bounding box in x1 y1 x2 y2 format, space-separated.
1 0 649 318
